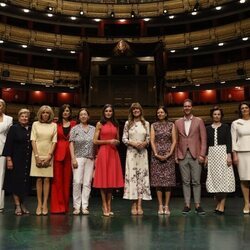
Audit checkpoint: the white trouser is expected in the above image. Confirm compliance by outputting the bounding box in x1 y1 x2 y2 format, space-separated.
73 157 94 210
0 156 6 209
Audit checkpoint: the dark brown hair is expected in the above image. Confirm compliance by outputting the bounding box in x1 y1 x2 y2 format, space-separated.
57 104 72 124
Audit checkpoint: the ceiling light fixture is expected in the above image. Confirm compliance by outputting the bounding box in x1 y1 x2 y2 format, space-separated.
21 44 28 48
0 2 6 7
215 6 222 10
193 47 199 50
170 49 176 53
239 0 246 3
163 9 168 15
46 48 52 51
110 11 115 18
0 40 4 43
94 18 101 22
193 1 200 11
70 16 76 20
218 42 224 46
47 6 54 12
169 15 174 19
79 10 84 16
70 50 76 54
131 11 136 18
47 13 53 17
242 37 248 41
23 9 30 13
143 18 150 22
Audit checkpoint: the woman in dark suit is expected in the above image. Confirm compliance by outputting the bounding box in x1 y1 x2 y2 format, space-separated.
2 108 31 215
50 104 76 213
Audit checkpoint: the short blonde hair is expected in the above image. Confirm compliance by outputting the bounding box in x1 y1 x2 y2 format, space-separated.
18 108 30 118
0 99 6 112
37 105 54 123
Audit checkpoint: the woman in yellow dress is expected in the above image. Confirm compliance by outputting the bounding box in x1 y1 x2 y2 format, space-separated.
30 105 57 215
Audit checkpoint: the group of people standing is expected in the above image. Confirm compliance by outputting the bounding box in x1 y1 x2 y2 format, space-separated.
0 98 250 217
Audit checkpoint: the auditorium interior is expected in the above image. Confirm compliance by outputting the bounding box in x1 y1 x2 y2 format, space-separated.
0 0 250 249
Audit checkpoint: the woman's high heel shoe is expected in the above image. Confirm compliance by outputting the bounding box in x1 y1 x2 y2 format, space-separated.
164 206 171 215
36 206 42 216
158 205 164 215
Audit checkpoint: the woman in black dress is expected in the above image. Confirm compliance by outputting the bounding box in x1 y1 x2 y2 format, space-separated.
2 108 32 215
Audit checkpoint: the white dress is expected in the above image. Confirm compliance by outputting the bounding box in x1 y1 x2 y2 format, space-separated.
122 120 152 200
231 119 250 180
0 114 13 209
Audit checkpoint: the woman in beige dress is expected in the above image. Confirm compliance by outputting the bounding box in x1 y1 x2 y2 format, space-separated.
123 103 151 215
30 105 57 215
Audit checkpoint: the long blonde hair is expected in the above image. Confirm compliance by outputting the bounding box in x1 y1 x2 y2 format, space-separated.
127 102 146 129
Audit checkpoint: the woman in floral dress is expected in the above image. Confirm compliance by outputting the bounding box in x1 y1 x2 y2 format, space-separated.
123 102 151 215
150 106 176 215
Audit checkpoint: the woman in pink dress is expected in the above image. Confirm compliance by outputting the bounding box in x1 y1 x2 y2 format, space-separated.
93 104 124 217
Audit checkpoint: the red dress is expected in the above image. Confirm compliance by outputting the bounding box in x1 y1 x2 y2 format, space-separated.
93 122 124 188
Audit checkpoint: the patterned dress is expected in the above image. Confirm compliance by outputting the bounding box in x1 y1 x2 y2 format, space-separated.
122 120 151 200
206 124 235 193
150 121 176 187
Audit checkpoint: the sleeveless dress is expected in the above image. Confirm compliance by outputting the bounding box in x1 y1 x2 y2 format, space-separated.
150 121 176 187
93 122 124 188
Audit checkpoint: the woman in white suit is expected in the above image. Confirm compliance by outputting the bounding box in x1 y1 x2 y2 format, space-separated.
231 101 250 214
0 99 13 212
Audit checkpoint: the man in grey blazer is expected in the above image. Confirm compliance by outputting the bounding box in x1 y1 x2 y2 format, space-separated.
175 99 207 214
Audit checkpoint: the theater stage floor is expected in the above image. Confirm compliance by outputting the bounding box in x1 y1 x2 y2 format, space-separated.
0 196 249 250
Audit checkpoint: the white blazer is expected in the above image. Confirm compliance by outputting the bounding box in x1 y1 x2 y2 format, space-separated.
0 114 13 155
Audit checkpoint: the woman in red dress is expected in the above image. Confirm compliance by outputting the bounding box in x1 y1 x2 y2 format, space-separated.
50 104 76 213
93 104 124 217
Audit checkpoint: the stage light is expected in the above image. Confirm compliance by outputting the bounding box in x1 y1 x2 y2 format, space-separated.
131 11 136 18
143 18 150 22
110 11 115 18
79 10 84 16
0 40 4 43
215 6 222 10
242 37 248 41
21 44 28 48
46 48 52 52
94 18 101 22
47 6 54 12
163 9 168 15
0 2 6 7
169 15 174 19
218 42 224 46
23 9 30 13
47 13 53 17
193 47 199 50
170 50 176 53
193 1 200 12
70 16 77 20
